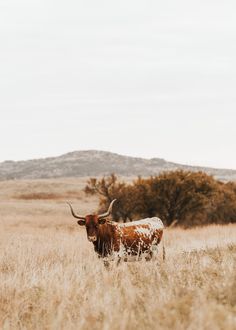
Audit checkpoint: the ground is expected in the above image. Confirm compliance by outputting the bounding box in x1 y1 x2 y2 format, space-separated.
0 178 235 330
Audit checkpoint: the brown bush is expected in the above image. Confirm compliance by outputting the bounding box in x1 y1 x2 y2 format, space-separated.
84 174 134 221
84 171 236 227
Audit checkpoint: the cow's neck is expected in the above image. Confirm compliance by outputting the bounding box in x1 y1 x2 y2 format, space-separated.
93 223 116 257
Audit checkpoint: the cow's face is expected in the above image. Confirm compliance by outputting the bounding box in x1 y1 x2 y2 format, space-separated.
67 199 116 242
77 215 106 242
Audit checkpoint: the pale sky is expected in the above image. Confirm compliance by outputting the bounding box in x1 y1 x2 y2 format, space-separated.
0 0 236 169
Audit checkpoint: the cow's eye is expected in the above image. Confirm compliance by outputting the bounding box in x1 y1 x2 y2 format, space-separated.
98 218 106 225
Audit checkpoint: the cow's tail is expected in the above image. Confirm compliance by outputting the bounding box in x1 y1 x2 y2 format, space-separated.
169 219 178 228
162 235 166 261
162 220 178 262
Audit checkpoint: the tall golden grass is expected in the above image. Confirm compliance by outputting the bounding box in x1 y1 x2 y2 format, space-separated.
0 178 235 329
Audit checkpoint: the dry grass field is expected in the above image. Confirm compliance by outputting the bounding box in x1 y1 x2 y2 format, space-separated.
0 178 236 330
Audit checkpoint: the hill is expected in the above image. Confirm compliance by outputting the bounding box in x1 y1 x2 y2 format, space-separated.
0 150 235 181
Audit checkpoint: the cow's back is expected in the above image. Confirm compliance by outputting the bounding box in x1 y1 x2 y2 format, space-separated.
119 217 164 230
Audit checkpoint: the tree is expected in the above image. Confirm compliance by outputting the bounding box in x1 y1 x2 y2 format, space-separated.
84 174 135 221
145 171 219 226
84 171 236 227
207 182 236 224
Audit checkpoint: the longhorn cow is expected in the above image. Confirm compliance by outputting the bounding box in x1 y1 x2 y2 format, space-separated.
67 199 164 261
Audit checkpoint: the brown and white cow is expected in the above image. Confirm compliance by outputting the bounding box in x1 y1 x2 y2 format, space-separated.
67 199 164 261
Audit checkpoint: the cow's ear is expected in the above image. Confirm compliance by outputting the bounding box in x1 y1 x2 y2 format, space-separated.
98 218 106 225
77 220 85 226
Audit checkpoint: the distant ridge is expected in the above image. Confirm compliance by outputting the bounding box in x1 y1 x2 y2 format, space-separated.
0 150 235 181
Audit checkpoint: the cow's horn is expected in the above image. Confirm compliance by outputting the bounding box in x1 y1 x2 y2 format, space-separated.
98 199 117 219
67 202 86 220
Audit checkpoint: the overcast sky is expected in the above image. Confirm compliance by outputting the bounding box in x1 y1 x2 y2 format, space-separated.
0 0 235 169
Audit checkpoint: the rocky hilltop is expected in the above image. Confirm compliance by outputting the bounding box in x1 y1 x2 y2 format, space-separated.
0 150 235 181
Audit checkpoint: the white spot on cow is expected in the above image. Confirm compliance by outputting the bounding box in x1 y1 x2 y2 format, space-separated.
135 227 152 236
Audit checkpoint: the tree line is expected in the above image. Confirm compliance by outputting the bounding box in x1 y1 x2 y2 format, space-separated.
84 171 236 227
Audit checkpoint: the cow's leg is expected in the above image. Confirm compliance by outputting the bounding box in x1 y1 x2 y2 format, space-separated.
103 259 110 268
145 250 153 261
162 243 166 261
116 257 121 266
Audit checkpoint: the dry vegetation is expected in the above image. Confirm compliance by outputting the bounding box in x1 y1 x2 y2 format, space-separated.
0 178 236 330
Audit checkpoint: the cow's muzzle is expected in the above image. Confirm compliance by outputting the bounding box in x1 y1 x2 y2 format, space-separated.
88 236 97 242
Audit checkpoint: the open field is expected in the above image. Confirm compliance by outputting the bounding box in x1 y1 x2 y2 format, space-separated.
0 178 236 329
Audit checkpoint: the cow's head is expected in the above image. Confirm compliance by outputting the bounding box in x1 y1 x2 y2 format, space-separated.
67 199 116 242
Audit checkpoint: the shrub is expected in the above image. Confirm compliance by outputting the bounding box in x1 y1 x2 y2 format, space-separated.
84 171 236 227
